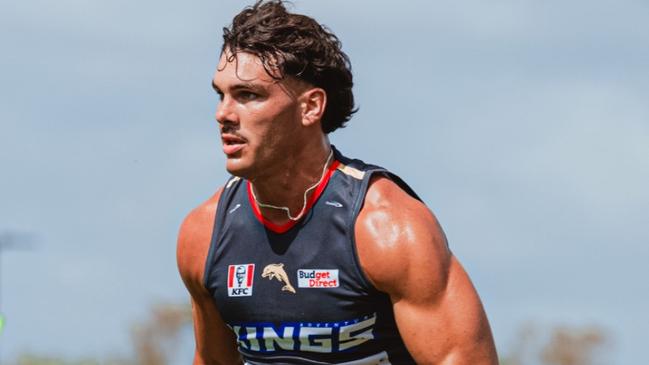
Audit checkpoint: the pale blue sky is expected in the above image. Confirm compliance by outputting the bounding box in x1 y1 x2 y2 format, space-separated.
1 1 648 364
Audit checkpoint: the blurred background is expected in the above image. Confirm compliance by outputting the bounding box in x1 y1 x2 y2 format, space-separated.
1 0 647 364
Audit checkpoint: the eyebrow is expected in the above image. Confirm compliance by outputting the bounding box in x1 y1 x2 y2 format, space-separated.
211 80 265 93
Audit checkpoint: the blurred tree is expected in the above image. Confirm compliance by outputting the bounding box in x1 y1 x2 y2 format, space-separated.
8 302 192 365
500 323 611 365
131 303 192 365
540 325 608 365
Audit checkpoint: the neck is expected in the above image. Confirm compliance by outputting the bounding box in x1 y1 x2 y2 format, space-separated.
250 140 333 223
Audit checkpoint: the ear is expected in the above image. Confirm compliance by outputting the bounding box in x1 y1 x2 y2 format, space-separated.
300 88 327 127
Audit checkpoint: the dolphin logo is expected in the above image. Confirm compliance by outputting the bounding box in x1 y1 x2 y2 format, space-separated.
262 263 296 294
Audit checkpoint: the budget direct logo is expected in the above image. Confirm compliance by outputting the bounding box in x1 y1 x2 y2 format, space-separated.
297 269 339 288
228 264 255 297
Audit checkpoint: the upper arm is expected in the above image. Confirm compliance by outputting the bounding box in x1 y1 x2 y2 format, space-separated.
177 188 242 365
355 177 498 364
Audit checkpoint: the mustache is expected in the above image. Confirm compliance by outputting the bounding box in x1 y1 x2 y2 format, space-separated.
221 124 242 136
220 125 248 143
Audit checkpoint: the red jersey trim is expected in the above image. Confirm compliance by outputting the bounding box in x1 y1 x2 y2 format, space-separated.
247 160 341 234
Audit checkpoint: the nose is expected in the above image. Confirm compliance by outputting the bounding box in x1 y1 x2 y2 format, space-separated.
215 96 237 125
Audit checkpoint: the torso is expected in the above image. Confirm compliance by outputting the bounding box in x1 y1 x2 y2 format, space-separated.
202 149 419 365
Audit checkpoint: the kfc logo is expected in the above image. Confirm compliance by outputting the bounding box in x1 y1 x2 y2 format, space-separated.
228 264 255 297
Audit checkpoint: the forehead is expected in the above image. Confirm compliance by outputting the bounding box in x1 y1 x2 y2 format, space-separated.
213 51 277 87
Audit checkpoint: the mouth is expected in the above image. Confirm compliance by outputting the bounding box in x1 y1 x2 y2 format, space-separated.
221 134 247 156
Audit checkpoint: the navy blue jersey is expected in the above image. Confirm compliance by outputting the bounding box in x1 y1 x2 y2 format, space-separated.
204 148 420 364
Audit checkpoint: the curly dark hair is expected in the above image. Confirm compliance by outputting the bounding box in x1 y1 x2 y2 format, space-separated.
222 0 357 134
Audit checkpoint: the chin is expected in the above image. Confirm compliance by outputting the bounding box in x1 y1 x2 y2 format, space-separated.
225 158 254 179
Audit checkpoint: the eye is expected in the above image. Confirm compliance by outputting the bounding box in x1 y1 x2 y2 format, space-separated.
238 91 259 101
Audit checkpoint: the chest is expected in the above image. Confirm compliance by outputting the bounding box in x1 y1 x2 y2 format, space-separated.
209 199 377 321
206 192 387 356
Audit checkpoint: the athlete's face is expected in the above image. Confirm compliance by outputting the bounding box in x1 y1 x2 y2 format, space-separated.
212 51 306 179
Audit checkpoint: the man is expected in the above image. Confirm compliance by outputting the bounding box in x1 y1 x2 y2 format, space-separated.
177 1 498 364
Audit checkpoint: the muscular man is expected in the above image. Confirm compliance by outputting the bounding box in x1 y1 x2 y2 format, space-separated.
177 1 498 364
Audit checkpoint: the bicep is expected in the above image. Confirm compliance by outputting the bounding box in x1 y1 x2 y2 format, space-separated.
356 177 496 363
393 256 497 364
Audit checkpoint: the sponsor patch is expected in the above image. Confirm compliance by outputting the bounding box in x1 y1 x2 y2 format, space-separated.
297 269 339 288
228 264 255 297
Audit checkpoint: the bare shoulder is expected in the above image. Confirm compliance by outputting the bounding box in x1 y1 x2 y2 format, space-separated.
177 188 223 294
354 175 451 299
177 187 245 364
356 176 498 363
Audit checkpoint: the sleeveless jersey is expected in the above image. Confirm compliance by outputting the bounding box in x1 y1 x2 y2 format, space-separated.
204 148 421 364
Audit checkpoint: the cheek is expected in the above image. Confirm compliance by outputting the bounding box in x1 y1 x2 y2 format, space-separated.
247 105 297 139
241 98 301 153
245 115 274 142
